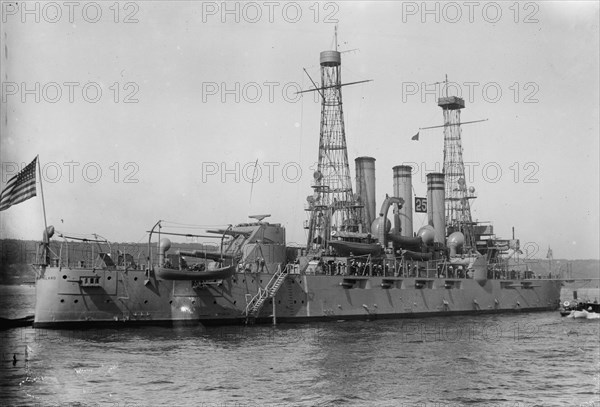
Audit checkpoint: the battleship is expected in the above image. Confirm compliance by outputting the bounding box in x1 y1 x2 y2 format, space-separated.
32 45 562 328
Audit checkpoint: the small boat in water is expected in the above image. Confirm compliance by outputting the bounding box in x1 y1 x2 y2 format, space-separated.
0 315 34 330
560 300 600 319
566 310 600 320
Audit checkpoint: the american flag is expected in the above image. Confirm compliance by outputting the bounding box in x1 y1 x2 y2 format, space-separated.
0 157 37 211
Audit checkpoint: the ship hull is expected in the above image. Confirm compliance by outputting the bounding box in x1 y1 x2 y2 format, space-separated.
34 266 562 328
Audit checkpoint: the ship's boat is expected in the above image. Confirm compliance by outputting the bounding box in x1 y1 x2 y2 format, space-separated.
155 265 235 281
560 300 600 317
328 240 382 257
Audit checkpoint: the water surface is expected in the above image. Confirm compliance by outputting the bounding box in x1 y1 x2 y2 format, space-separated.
1 285 598 406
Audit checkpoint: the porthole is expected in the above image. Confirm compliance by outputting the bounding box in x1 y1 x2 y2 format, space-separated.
144 300 148 304
107 276 112 280
60 299 64 303
169 300 173 304
62 275 67 279
74 299 78 303
134 277 138 281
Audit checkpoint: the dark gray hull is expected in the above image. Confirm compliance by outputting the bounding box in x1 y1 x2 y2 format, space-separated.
34 266 562 328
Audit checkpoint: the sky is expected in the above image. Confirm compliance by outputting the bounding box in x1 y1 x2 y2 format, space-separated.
0 1 598 260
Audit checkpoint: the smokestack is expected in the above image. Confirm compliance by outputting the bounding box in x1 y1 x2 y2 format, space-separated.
355 157 376 233
393 165 413 237
426 173 445 244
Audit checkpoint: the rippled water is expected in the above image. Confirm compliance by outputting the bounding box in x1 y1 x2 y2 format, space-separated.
1 285 598 406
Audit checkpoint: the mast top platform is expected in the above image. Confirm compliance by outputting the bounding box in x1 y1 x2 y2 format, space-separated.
438 96 465 110
320 50 341 67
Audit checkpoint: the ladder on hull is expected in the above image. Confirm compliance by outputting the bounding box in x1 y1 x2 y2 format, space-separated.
245 264 288 324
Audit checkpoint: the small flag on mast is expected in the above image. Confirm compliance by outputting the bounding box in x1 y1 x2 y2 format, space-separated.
411 132 419 141
546 247 553 260
0 157 37 211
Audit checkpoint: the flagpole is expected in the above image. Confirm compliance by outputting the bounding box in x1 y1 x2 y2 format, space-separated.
37 156 49 265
